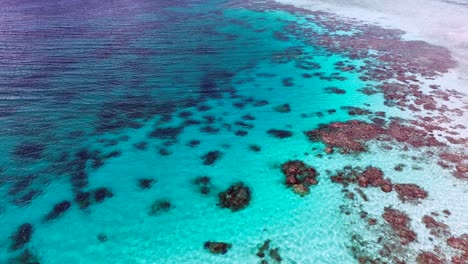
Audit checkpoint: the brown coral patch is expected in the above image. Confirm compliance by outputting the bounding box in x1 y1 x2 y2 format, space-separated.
394 184 428 203
330 166 393 193
382 207 417 245
306 119 445 154
422 215 450 238
415 251 445 264
281 160 318 196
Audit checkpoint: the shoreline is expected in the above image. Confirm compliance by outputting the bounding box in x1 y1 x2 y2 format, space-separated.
272 0 468 82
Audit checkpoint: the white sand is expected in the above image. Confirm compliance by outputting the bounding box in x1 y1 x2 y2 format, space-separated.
274 0 468 82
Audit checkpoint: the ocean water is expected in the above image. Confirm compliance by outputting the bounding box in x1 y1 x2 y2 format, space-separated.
1 0 465 264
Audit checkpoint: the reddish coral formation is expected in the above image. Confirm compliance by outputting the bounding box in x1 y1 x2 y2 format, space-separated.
439 152 468 180
422 215 450 238
386 121 444 148
306 120 444 154
281 160 318 196
306 120 384 153
382 207 417 245
447 235 468 250
447 234 468 260
394 184 428 203
416 252 445 264
331 166 393 193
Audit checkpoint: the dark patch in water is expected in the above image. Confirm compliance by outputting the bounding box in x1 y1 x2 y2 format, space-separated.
249 144 261 152
202 115 216 124
8 176 35 196
44 201 72 221
267 129 293 139
149 126 183 140
218 182 251 211
324 87 346 94
8 249 39 264
148 200 172 216
202 151 222 165
253 100 269 107
235 130 248 136
282 77 294 87
10 223 33 251
13 142 46 160
273 103 291 113
233 101 246 109
138 178 156 189
193 176 212 195
187 139 201 147
242 114 255 121
234 121 254 129
178 111 192 118
13 190 41 207
97 233 108 242
105 150 121 159
134 141 148 150
197 104 212 112
158 148 172 156
183 119 202 127
75 191 91 209
200 125 220 134
94 187 113 203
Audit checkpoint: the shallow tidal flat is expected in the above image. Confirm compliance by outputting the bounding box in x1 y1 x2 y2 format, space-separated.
0 0 467 263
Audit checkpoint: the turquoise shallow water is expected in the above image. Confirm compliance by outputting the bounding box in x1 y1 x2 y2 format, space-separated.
1 0 464 263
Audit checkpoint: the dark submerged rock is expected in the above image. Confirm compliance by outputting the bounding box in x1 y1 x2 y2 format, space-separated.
249 144 261 152
267 129 293 139
256 239 271 258
94 187 114 203
187 139 201 147
269 248 282 262
204 241 232 255
194 176 211 185
235 130 248 136
202 151 222 166
8 249 40 264
74 191 91 209
193 176 211 195
324 87 346 94
10 223 33 251
282 77 294 87
148 200 172 216
273 104 291 113
97 233 108 242
44 201 72 221
218 182 251 211
138 178 156 189
133 142 148 150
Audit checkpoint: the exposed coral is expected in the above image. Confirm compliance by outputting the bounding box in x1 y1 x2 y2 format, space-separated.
281 160 318 196
218 182 251 211
203 241 232 255
382 207 417 245
394 184 428 203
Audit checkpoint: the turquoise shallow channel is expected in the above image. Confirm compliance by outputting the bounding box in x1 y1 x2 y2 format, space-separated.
1 0 466 264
